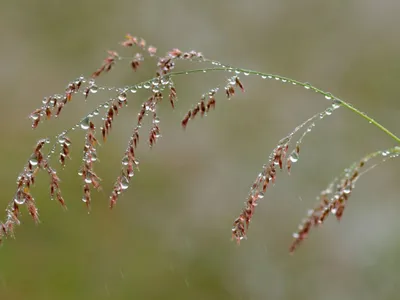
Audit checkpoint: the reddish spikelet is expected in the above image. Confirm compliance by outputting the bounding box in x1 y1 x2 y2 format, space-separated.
232 142 291 243
121 34 138 47
78 121 101 209
169 86 177 108
92 51 119 78
147 46 157 56
235 77 245 92
289 160 364 253
181 111 191 129
131 53 143 71
206 96 216 111
225 85 235 99
168 48 182 58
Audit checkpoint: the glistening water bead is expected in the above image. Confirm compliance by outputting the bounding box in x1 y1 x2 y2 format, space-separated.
80 117 90 130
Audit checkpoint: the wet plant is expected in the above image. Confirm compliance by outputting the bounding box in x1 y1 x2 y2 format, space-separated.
1 34 399 252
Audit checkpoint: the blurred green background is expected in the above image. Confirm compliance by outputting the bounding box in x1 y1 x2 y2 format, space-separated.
0 1 399 299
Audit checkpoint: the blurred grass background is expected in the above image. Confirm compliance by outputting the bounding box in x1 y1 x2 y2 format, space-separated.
0 0 399 299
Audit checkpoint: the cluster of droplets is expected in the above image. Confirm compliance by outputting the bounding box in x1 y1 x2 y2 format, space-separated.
289 145 400 252
30 76 86 128
232 99 343 243
78 120 101 207
181 88 219 129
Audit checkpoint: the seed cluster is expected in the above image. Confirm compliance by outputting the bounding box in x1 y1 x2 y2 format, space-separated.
3 34 398 253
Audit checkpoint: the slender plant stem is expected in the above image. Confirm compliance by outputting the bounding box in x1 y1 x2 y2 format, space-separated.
167 65 400 144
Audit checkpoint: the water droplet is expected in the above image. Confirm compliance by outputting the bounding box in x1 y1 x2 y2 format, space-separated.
30 113 40 121
325 93 333 100
243 72 249 76
235 70 241 74
153 117 160 124
331 100 341 109
325 108 333 116
14 196 25 205
261 75 267 79
257 192 265 199
343 186 351 194
120 177 129 190
84 176 92 184
122 156 129 166
29 157 38 166
80 117 90 130
143 83 151 89
91 153 98 162
118 92 127 102
289 151 299 163
130 87 137 93
90 85 98 93
304 83 311 89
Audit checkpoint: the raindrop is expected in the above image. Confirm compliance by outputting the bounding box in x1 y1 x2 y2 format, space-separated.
343 186 351 194
118 92 127 102
120 177 129 190
130 87 137 93
243 72 250 76
324 93 333 100
14 195 25 205
30 113 40 121
261 75 267 79
29 157 38 166
325 108 333 116
122 156 129 166
80 117 90 130
332 100 341 109
89 85 98 94
143 83 151 89
289 151 299 163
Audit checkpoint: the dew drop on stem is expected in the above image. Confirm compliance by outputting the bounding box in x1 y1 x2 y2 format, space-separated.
80 117 90 130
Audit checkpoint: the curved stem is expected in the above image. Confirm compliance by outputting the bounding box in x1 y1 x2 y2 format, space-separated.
168 65 400 144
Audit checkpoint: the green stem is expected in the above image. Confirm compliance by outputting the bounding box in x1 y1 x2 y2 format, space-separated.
168 65 400 144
